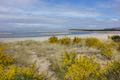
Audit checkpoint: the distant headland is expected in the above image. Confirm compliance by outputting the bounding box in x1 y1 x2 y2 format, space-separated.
69 27 120 31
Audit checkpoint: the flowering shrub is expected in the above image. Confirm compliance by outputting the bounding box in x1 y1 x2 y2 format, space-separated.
50 52 77 80
63 52 77 71
0 44 14 66
0 52 15 66
0 65 48 80
101 61 120 80
65 56 100 80
51 52 120 80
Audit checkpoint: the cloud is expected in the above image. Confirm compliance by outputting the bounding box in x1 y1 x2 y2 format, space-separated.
99 0 120 15
0 0 39 7
113 0 120 15
0 0 119 31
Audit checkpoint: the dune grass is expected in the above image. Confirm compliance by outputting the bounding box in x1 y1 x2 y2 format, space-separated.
0 35 120 80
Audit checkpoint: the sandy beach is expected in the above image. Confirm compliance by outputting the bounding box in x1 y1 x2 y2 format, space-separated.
0 33 120 42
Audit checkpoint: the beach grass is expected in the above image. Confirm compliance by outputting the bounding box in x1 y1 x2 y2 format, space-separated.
0 35 120 80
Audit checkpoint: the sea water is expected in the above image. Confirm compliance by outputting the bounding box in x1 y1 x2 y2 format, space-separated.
0 31 92 38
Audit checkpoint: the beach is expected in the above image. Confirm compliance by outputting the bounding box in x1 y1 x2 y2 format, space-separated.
0 33 120 42
1 33 120 80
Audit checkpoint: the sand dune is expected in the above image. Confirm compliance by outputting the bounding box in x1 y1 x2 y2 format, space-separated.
0 33 120 42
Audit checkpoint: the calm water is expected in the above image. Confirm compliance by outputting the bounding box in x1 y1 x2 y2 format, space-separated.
0 31 93 38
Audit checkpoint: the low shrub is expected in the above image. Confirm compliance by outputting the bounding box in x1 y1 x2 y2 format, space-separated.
63 52 77 71
51 52 101 80
0 52 15 66
117 43 120 51
101 61 120 80
100 45 115 59
85 37 103 48
65 56 100 80
0 44 49 80
111 35 120 42
72 37 82 45
49 36 58 44
0 45 14 66
106 41 118 49
59 37 71 45
50 52 77 80
0 65 48 80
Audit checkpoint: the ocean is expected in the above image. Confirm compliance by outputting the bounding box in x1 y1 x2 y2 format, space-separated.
0 31 92 38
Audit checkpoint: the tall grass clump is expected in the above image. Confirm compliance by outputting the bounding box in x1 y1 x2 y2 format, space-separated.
0 65 48 80
50 52 77 80
0 52 15 66
59 37 71 45
106 41 118 49
0 44 14 66
63 52 77 71
118 43 120 51
72 37 82 45
85 37 103 48
49 36 58 44
100 44 115 59
50 58 65 80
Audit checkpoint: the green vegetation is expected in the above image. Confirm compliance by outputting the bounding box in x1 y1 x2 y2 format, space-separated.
118 43 120 51
0 43 14 66
49 36 58 44
0 35 120 80
72 37 82 45
65 56 100 80
101 61 120 80
111 35 120 42
51 52 120 80
0 65 48 80
0 43 49 80
63 52 77 70
59 37 71 45
100 45 115 59
85 37 103 48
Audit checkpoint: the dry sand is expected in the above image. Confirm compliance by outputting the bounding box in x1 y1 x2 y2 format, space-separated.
0 33 120 42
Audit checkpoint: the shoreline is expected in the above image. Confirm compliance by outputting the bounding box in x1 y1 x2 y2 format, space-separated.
0 33 120 42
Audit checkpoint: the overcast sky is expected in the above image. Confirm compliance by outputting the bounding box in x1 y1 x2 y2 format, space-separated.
0 0 120 31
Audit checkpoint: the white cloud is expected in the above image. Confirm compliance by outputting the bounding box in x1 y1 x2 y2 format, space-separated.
0 0 39 7
110 18 119 21
0 0 119 31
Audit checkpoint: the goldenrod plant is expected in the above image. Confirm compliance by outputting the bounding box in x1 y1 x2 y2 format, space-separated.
101 61 120 80
63 52 77 70
65 56 100 80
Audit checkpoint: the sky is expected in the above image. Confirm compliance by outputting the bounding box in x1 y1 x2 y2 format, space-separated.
0 0 120 31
